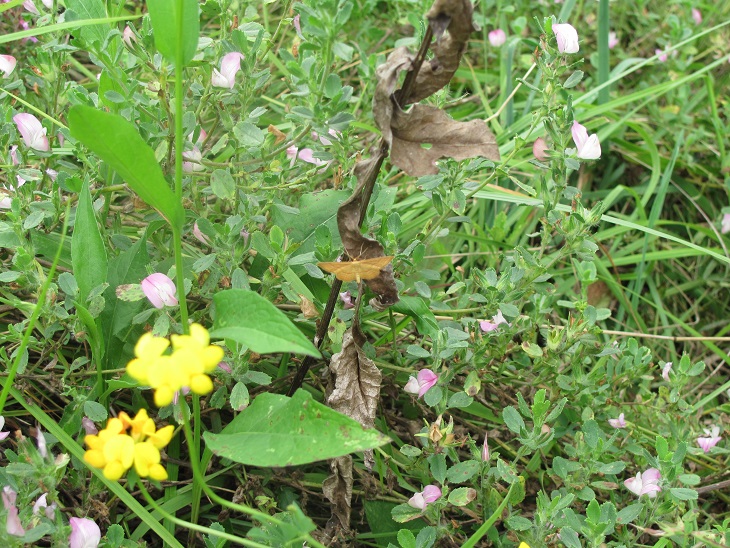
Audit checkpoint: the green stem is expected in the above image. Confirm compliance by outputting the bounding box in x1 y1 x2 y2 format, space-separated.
0 202 70 415
461 481 517 548
597 0 610 105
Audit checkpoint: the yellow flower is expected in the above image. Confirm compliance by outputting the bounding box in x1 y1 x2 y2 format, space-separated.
83 410 174 481
126 323 223 407
518 543 531 548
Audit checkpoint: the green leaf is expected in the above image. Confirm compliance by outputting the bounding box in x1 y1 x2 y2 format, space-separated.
210 289 319 357
428 453 447 485
397 529 416 548
502 406 524 434
83 400 108 422
147 0 200 66
616 502 644 524
68 106 183 229
447 487 476 506
445 460 480 483
505 515 532 531
64 0 110 49
203 390 390 466
72 181 108 302
669 487 698 501
391 296 439 338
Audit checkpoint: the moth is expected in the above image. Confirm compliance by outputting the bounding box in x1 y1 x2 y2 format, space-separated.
318 256 394 284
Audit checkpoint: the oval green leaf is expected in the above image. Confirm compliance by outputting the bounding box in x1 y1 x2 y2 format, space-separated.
147 0 199 67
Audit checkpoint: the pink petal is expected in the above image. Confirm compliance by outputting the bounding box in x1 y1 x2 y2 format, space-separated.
6 505 24 536
0 55 17 78
488 29 506 47
13 113 49 152
642 468 661 483
407 492 426 510
292 14 304 40
692 8 702 25
481 434 489 461
403 375 420 395
69 517 101 548
422 484 442 503
23 0 39 14
532 137 548 162
122 25 136 47
721 213 730 234
141 273 178 309
608 31 619 49
553 23 579 54
624 473 642 496
296 147 326 166
416 369 438 397
661 362 673 381
213 52 245 89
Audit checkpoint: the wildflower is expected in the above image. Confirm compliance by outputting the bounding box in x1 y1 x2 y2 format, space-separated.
312 128 341 146
292 14 304 40
122 25 136 47
35 427 47 458
183 129 207 173
0 416 10 441
519 544 531 548
2 486 24 537
608 413 626 429
553 23 579 54
126 324 224 407
721 213 730 234
13 113 50 152
571 121 601 160
488 29 506 47
69 517 101 548
83 410 174 481
141 273 178 309
404 369 438 398
692 8 702 25
211 52 245 89
661 361 672 381
23 0 39 14
82 417 98 435
656 48 668 62
481 433 489 461
408 485 442 510
608 31 619 49
697 425 722 453
479 310 509 333
0 55 17 78
32 493 56 519
532 137 548 162
193 221 211 245
624 468 662 498
217 361 232 374
339 291 355 310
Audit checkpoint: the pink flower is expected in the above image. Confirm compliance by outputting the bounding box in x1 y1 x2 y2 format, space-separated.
0 55 17 78
571 121 601 160
13 113 50 152
212 52 245 89
697 425 722 453
656 48 668 62
553 23 579 54
122 25 136 47
408 485 442 510
292 14 304 40
183 129 207 172
488 29 506 47
608 31 619 49
692 8 702 25
2 486 24 537
0 416 10 441
608 413 626 429
312 128 341 146
481 434 489 461
23 0 39 14
721 213 730 234
33 493 56 519
81 417 98 436
624 468 662 498
661 361 673 381
141 273 178 309
286 146 329 168
217 362 232 374
479 310 509 333
339 291 355 310
9 145 19 166
193 221 211 245
69 517 101 548
36 427 47 458
533 138 548 162
404 369 438 398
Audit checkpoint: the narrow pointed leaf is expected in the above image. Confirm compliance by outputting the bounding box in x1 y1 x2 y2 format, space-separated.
147 0 199 66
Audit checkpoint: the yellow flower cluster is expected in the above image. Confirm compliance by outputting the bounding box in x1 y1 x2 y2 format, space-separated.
83 409 174 481
126 323 224 407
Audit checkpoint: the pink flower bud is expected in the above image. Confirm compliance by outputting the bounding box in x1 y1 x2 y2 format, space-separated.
532 138 548 162
141 273 178 309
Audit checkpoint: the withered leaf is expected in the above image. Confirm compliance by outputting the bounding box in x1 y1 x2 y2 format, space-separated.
322 455 353 536
335 157 399 309
373 47 414 146
408 0 476 104
391 104 500 176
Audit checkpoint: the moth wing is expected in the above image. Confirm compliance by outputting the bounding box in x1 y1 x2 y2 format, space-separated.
317 261 359 282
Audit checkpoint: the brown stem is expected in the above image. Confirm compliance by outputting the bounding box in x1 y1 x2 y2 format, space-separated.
286 23 435 396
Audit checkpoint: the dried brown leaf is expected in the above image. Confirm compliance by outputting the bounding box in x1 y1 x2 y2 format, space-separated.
373 47 414 145
322 455 353 536
335 157 399 309
390 104 500 176
408 0 476 104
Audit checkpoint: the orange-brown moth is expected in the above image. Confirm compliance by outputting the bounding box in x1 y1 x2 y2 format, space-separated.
317 256 394 284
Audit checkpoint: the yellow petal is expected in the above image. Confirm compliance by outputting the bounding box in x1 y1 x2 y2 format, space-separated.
190 374 213 395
